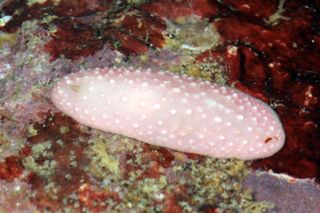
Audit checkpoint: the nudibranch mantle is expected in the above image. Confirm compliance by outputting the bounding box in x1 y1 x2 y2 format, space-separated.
51 67 285 160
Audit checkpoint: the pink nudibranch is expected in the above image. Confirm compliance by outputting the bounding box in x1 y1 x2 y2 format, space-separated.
51 67 285 160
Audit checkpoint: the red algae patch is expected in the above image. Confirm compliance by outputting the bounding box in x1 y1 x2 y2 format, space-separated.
0 156 24 182
0 0 166 60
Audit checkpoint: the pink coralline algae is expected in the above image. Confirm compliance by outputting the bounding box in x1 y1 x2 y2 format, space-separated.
51 67 285 160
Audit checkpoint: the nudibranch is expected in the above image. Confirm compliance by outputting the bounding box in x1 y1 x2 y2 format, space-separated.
51 67 285 160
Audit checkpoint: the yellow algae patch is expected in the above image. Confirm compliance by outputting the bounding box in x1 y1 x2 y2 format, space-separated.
0 31 18 47
87 136 120 177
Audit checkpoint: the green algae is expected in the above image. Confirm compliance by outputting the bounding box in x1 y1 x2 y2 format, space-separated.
86 135 121 177
23 156 57 178
27 124 38 137
59 125 70 134
23 140 57 178
27 0 48 7
83 132 274 212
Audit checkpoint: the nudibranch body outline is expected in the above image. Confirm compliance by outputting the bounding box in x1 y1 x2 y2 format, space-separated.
51 67 285 160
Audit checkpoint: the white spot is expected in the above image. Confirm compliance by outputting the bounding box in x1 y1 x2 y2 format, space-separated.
214 116 222 123
102 114 107 119
198 134 205 139
225 109 232 114
199 92 206 97
219 135 225 140
121 96 128 102
170 109 177 115
142 82 149 87
225 95 232 100
190 82 197 87
172 88 181 93
237 114 245 120
204 99 217 107
139 102 147 107
196 107 203 113
153 104 161 110
109 79 116 84
133 123 139 128
186 109 193 115
161 130 167 134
